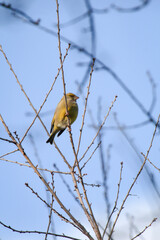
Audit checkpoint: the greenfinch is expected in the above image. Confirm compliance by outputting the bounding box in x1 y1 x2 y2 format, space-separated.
46 93 79 144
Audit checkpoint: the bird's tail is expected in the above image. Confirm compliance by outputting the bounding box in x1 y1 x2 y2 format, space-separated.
46 132 56 144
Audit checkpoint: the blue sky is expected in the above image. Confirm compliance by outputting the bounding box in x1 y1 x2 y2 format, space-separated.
0 0 160 239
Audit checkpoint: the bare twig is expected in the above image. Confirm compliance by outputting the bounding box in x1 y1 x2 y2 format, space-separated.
28 133 42 165
77 58 95 156
147 71 157 114
83 182 101 188
46 195 55 240
0 1 150 20
0 148 19 158
141 152 160 173
84 0 96 55
59 11 89 28
79 63 93 91
0 157 70 174
131 218 157 240
75 80 96 131
98 223 114 240
79 95 117 162
97 98 111 231
103 144 112 228
111 0 151 13
0 2 41 24
25 183 79 229
28 133 51 214
81 141 101 169
108 114 160 240
76 0 96 90
53 164 81 206
0 137 16 144
102 162 123 239
0 220 81 240
72 166 102 239
25 109 53 117
127 214 147 240
45 173 55 240
91 120 150 131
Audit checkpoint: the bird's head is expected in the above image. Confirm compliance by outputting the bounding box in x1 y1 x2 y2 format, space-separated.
66 93 79 102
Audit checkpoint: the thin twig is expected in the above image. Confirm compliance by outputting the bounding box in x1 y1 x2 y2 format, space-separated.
131 218 157 240
126 214 140 240
53 164 81 206
0 148 19 158
0 137 16 144
45 195 55 240
0 2 41 24
105 144 113 223
77 58 95 157
90 120 150 131
111 0 151 13
108 114 160 240
25 109 53 117
79 95 117 162
71 165 102 240
59 11 89 28
79 63 93 91
25 183 80 230
141 152 160 173
0 220 81 240
76 0 96 90
81 141 101 169
84 0 96 55
147 71 157 114
98 223 114 240
97 97 111 231
28 133 52 215
102 162 123 239
83 182 101 188
45 173 55 240
0 157 70 174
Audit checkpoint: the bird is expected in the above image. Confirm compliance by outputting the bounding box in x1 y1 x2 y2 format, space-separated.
46 93 79 144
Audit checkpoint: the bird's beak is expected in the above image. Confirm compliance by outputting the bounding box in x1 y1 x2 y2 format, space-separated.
75 95 79 100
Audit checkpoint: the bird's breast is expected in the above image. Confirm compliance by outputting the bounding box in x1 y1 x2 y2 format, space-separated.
68 103 78 124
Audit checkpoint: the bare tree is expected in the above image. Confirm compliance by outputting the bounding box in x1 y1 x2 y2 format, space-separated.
0 0 160 239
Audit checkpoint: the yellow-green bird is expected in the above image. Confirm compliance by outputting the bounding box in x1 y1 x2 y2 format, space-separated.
46 93 79 144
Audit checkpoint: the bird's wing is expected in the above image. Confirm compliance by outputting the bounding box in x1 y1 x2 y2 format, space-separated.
50 122 54 133
53 100 67 129
50 99 64 133
58 105 66 122
50 116 55 133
